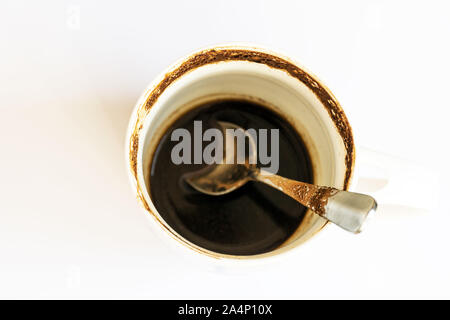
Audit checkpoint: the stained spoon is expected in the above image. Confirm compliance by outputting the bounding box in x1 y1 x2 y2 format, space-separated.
185 122 377 233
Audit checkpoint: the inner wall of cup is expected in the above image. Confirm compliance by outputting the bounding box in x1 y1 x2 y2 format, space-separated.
137 61 349 256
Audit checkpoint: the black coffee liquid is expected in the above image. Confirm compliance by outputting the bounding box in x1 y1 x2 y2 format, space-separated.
149 99 312 255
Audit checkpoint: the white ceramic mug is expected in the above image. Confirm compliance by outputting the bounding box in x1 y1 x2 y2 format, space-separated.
125 45 433 260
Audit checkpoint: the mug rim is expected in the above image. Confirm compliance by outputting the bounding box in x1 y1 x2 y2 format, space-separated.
125 44 355 259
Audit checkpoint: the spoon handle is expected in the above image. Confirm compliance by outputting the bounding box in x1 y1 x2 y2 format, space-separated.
254 170 377 233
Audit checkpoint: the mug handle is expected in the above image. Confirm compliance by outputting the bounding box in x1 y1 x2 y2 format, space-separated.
351 146 438 212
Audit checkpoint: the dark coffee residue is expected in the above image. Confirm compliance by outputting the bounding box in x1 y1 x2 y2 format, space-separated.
149 99 313 256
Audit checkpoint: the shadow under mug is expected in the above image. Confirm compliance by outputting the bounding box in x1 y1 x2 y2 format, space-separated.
125 45 356 259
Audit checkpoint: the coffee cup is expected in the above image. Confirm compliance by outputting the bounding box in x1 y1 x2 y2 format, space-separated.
125 44 431 259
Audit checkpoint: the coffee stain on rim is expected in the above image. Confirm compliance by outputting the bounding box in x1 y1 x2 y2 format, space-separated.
128 47 355 257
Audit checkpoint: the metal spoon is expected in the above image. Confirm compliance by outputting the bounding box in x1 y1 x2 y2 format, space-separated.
185 122 377 233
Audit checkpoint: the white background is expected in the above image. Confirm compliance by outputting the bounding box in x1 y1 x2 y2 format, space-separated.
1 0 449 299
